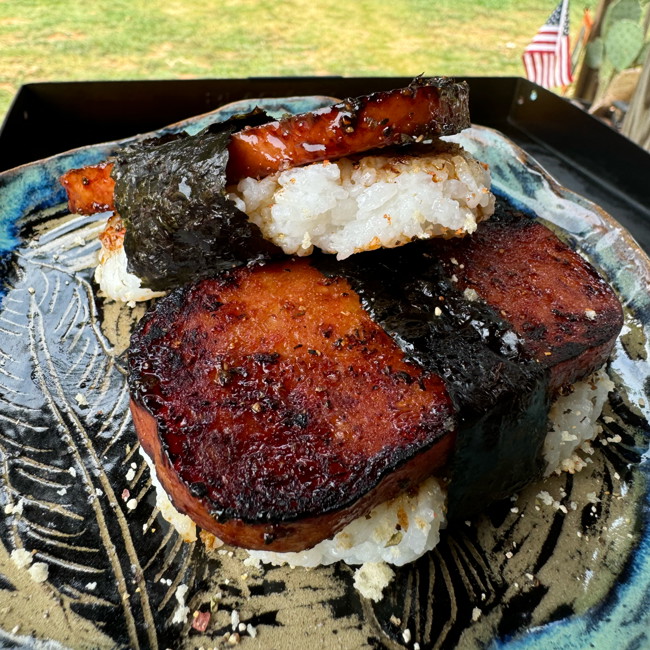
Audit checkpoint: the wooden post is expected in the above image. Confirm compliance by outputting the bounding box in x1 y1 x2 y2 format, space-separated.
572 0 614 103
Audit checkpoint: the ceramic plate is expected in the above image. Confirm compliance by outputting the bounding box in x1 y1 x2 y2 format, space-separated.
0 97 648 650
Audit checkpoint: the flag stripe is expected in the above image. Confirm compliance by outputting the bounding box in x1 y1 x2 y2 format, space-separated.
522 0 573 89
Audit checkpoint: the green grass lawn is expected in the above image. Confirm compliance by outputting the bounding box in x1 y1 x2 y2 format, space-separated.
0 0 595 123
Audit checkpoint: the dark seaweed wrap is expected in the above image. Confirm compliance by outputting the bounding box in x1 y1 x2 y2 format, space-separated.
112 110 281 291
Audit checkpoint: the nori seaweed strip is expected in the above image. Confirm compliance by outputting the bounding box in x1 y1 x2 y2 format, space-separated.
312 199 551 517
112 110 282 291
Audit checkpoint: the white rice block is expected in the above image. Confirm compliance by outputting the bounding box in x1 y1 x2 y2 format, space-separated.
543 368 614 476
231 146 495 260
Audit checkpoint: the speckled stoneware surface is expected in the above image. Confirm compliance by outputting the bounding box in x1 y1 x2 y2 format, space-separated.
0 97 648 650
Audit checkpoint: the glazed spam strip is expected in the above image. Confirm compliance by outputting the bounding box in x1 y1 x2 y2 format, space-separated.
60 78 470 215
130 261 456 552
128 203 623 552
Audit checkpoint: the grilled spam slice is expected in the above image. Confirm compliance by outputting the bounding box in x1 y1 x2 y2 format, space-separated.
434 202 624 392
129 260 456 552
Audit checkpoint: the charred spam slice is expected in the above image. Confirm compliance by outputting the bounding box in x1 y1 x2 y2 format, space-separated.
129 261 456 552
60 161 116 215
60 78 469 215
226 77 470 180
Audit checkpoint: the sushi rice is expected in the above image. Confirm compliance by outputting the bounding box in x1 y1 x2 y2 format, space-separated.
95 245 165 305
229 144 494 260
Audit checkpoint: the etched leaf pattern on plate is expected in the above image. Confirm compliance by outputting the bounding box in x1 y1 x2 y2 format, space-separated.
0 207 196 649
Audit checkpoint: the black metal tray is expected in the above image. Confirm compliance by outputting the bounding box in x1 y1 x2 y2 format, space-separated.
2 76 649 252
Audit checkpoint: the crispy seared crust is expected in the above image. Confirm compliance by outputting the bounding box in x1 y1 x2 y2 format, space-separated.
133 399 455 551
59 78 470 216
434 208 624 392
129 260 456 552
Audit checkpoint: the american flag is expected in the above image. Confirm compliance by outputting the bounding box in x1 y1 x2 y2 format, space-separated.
523 0 573 89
